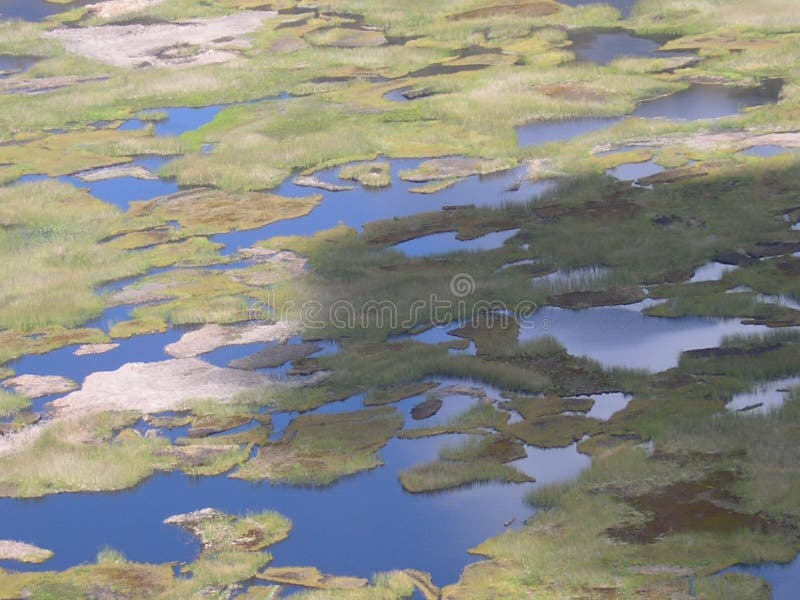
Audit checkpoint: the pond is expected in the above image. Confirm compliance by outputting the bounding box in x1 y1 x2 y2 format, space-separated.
631 81 781 120
0 54 38 77
726 376 800 413
721 556 800 599
392 228 520 258
0 379 591 587
519 304 773 372
518 80 780 147
569 31 682 65
741 145 799 158
606 159 665 182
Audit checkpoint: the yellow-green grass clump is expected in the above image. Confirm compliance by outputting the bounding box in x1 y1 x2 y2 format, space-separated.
339 161 392 188
165 508 292 553
0 390 31 419
0 180 144 332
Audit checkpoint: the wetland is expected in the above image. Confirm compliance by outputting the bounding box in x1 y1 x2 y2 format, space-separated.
0 0 800 598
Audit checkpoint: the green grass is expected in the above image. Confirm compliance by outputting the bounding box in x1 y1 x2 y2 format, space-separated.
0 390 31 419
400 459 532 493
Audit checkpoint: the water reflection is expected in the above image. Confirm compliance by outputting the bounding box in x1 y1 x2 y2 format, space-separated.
722 555 800 599
393 228 520 257
606 159 665 182
741 145 798 158
0 54 38 77
213 162 552 255
0 425 589 586
520 305 773 372
726 377 800 413
631 82 780 120
570 31 682 65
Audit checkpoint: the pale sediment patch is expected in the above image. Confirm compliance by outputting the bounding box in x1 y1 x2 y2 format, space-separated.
0 423 48 458
293 175 354 192
51 358 272 415
45 11 277 69
603 130 800 153
165 322 297 358
3 375 78 399
74 164 157 182
110 280 175 305
230 249 310 286
230 342 323 370
239 248 309 272
74 343 121 356
0 540 54 564
85 0 166 20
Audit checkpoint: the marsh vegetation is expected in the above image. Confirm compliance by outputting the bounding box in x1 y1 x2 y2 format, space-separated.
0 0 799 598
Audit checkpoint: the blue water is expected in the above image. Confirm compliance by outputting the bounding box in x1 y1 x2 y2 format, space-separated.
570 32 682 65
517 81 779 146
0 54 37 76
0 0 92 21
520 304 773 372
16 156 178 211
9 328 184 388
393 228 520 257
120 106 225 138
212 161 552 255
70 159 178 211
385 87 412 102
741 145 798 158
632 83 778 120
117 94 290 138
606 159 665 182
0 430 588 585
517 117 620 147
723 557 800 600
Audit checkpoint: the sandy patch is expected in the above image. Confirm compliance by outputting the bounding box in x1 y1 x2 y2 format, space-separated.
4 375 78 399
85 0 165 20
75 164 157 182
74 343 121 356
0 423 48 458
51 358 271 415
0 540 54 564
46 11 276 69
110 280 175 305
293 175 354 192
230 248 309 286
230 342 322 370
165 322 296 358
